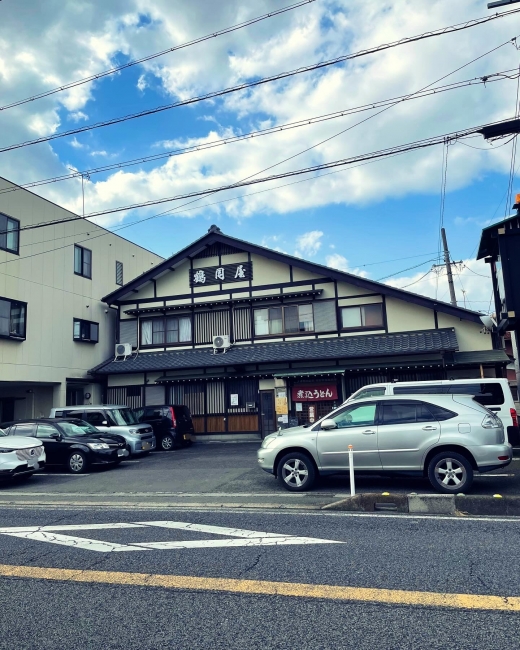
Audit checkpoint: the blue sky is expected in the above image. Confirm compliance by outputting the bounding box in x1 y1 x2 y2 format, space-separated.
1 0 519 311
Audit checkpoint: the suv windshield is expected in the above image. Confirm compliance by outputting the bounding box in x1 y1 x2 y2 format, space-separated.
108 408 139 426
59 421 100 436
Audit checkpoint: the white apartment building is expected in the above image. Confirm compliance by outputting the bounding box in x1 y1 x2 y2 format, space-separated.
0 176 163 422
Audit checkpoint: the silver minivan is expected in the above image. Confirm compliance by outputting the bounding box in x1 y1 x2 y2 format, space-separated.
49 405 156 455
257 394 512 493
346 378 519 446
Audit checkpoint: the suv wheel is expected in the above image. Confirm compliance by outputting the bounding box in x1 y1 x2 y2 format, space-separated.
277 452 316 492
427 451 473 494
160 434 174 451
68 451 87 474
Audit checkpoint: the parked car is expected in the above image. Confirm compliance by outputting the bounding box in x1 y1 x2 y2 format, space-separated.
2 418 129 474
257 394 512 494
0 428 46 482
345 378 519 446
134 405 194 451
49 405 156 455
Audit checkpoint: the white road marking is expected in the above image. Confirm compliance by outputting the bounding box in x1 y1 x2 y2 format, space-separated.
0 520 343 553
1 531 144 552
33 474 91 477
475 474 513 477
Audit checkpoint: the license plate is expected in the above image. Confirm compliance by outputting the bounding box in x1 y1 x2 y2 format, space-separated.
183 434 190 440
28 461 39 469
142 442 151 451
117 449 126 457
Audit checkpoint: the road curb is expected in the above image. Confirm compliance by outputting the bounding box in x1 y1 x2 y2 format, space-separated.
322 493 520 516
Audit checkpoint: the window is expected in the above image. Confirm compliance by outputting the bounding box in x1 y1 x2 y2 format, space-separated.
0 214 19 254
381 402 436 425
325 403 377 429
83 411 107 426
11 423 35 437
352 387 387 400
0 297 27 340
254 304 315 336
141 316 192 346
116 261 123 286
341 304 384 330
73 319 99 343
393 382 505 406
74 244 92 279
36 424 60 438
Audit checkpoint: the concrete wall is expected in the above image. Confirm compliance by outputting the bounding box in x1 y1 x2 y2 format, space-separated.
0 176 163 405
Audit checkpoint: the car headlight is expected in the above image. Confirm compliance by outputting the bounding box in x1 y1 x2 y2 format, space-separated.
87 443 110 450
128 429 138 434
0 449 14 453
261 436 278 449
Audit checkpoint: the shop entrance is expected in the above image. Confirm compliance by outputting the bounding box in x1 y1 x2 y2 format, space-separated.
260 391 276 439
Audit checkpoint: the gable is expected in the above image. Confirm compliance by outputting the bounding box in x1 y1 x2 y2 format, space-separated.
102 229 482 324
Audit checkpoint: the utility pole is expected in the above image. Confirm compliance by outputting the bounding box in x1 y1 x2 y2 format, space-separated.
441 228 457 306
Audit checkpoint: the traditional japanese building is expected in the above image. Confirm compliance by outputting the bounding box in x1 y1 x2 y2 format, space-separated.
91 226 509 439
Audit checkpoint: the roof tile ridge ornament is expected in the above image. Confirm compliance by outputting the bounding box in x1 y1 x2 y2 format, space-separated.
208 224 222 234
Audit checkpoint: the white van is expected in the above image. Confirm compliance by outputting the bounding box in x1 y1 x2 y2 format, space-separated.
346 378 519 446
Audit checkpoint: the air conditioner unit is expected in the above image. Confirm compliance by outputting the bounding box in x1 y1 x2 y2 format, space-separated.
115 343 132 357
212 335 231 351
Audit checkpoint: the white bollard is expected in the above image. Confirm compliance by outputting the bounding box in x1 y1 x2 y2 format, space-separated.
348 444 355 496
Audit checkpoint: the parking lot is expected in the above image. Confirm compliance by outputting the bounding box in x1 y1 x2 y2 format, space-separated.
1 442 519 509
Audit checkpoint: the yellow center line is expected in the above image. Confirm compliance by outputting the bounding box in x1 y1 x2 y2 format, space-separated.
0 564 518 611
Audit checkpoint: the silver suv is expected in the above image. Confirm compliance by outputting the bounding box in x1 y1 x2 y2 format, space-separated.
49 405 156 455
257 395 512 493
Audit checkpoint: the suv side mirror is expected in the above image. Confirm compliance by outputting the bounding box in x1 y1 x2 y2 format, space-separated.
320 419 337 430
102 420 109 426
50 432 62 440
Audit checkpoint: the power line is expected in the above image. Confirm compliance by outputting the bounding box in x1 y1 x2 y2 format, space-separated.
0 0 316 113
6 116 519 235
0 15 518 155
395 268 436 290
1 68 514 197
376 259 438 282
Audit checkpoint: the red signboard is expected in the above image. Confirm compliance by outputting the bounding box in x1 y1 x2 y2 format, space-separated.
292 384 338 401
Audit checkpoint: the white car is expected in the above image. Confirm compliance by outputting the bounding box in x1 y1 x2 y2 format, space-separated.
0 430 46 482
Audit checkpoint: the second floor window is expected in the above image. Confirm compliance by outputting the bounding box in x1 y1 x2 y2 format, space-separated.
0 297 26 340
254 304 314 336
74 245 92 279
73 319 99 343
0 213 20 254
141 316 192 346
341 303 384 330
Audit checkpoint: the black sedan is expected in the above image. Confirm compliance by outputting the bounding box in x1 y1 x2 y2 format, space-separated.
1 418 129 473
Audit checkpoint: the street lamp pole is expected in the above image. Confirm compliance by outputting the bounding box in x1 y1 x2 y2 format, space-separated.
488 0 520 9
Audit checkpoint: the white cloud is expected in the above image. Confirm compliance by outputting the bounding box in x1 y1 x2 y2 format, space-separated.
295 230 323 257
0 0 518 226
385 258 494 312
68 111 89 122
326 253 369 278
137 73 147 92
69 137 86 149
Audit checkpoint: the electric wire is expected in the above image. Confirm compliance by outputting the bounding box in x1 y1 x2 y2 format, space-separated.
5 114 520 235
376 259 438 282
394 268 435 290
0 20 517 154
0 68 514 197
0 0 317 113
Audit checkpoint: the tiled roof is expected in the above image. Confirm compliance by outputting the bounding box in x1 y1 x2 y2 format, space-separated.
91 328 459 375
452 349 511 366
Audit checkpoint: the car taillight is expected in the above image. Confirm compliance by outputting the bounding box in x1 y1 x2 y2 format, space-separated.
170 407 176 428
511 408 518 428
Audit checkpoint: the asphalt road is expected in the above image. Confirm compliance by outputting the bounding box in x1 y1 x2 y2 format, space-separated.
0 442 518 510
1 505 520 649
